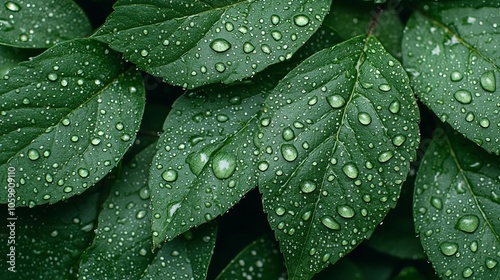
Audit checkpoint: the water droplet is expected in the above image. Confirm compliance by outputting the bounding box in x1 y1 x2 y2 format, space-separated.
480 70 496 92
293 14 310 27
281 144 298 162
27 149 40 160
327 95 346 109
454 89 472 104
456 215 479 233
275 207 286 216
258 161 269 172
301 180 316 193
392 135 406 147
243 42 255 53
357 112 372 125
5 2 21 12
450 71 463 82
115 122 124 130
261 44 271 54
337 205 355 218
486 258 498 269
282 127 295 141
161 169 178 182
78 168 89 178
186 151 209 176
389 100 401 114
136 210 147 219
215 62 226 73
462 267 473 278
430 196 443 210
378 84 391 92
0 18 13 31
210 38 231 53
139 186 150 199
91 138 101 146
19 34 28 42
212 152 237 179
47 73 58 81
216 114 229 122
440 241 458 256
225 22 234 32
377 151 394 163
271 15 280 25
302 211 312 221
342 163 359 179
321 216 341 230
45 173 53 183
479 118 490 128
271 30 282 41
140 49 148 57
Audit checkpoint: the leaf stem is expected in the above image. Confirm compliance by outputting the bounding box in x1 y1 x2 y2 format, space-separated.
368 7 383 35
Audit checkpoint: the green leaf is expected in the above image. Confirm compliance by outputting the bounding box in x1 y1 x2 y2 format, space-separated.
402 3 500 154
93 0 331 89
0 38 146 206
140 223 217 280
323 0 404 58
0 191 99 279
0 45 40 76
78 144 157 279
413 126 500 280
149 82 269 246
215 235 286 280
0 0 91 48
258 35 420 279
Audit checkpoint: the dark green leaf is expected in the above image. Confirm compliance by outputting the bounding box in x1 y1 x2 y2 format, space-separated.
402 3 500 154
414 126 500 280
141 223 217 279
0 191 99 279
215 236 286 280
149 82 269 246
258 35 420 279
94 0 331 89
0 38 146 206
78 144 157 279
0 0 91 48
0 45 39 76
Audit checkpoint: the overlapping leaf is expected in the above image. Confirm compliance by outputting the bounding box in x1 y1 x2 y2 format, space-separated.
0 45 39 76
402 1 500 154
258 35 420 279
149 82 270 246
0 0 91 48
414 126 500 280
0 38 145 206
93 0 331 89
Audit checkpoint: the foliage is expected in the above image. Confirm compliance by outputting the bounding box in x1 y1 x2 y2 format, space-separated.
0 0 498 279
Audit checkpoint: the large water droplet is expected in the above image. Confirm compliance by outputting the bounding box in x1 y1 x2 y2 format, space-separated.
301 180 316 193
293 15 310 27
479 117 490 128
271 30 283 41
281 144 298 162
342 163 359 179
210 39 231 53
161 169 178 182
321 216 340 230
378 84 391 92
485 258 498 269
271 15 280 25
47 73 58 81
480 70 496 92
27 149 40 160
392 135 406 147
440 241 458 256
212 152 237 179
282 127 295 141
0 18 14 31
215 62 226 73
78 168 89 178
454 89 472 104
377 151 394 163
275 207 286 216
462 267 473 278
258 161 269 172
430 196 443 210
243 42 255 53
186 151 209 176
450 71 463 82
337 205 355 218
302 211 312 221
5 2 21 12
389 100 401 114
358 112 372 125
327 95 346 109
456 215 479 233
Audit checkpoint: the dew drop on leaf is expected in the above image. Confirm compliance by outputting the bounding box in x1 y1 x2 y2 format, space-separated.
480 70 496 92
321 216 340 230
300 180 316 194
78 168 90 178
243 42 255 53
450 71 463 82
5 1 21 12
275 207 286 216
456 215 479 233
430 196 443 210
161 169 178 182
186 151 209 176
282 127 295 141
210 38 231 53
211 152 237 179
27 148 40 160
63 186 73 194
440 241 458 256
357 112 372 125
453 89 472 104
377 151 394 163
215 62 226 73
378 84 391 92
342 163 359 179
337 205 355 218
326 94 346 109
293 15 310 27
281 144 298 162
389 100 401 113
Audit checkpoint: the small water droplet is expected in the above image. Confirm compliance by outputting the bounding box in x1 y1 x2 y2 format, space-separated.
243 42 255 53
357 112 372 125
271 30 282 41
377 151 394 163
275 207 286 216
392 135 406 147
456 215 479 233
282 127 295 141
321 216 341 230
115 122 124 130
5 2 21 12
440 241 458 256
225 22 234 32
479 117 490 128
27 149 40 160
462 267 473 278
342 163 359 179
281 144 298 162
140 49 149 57
480 70 496 92
162 169 178 182
337 205 355 218
210 38 231 53
389 100 401 114
258 161 269 172
136 210 147 219
450 71 463 82
301 180 316 193
211 152 237 179
215 62 226 73
293 14 310 27
454 89 472 104
271 15 280 25
486 258 498 269
47 73 58 81
378 84 391 92
216 114 229 122
301 211 312 221
430 196 443 210
261 44 271 54
327 95 346 109
91 138 101 146
19 34 28 42
139 186 150 199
